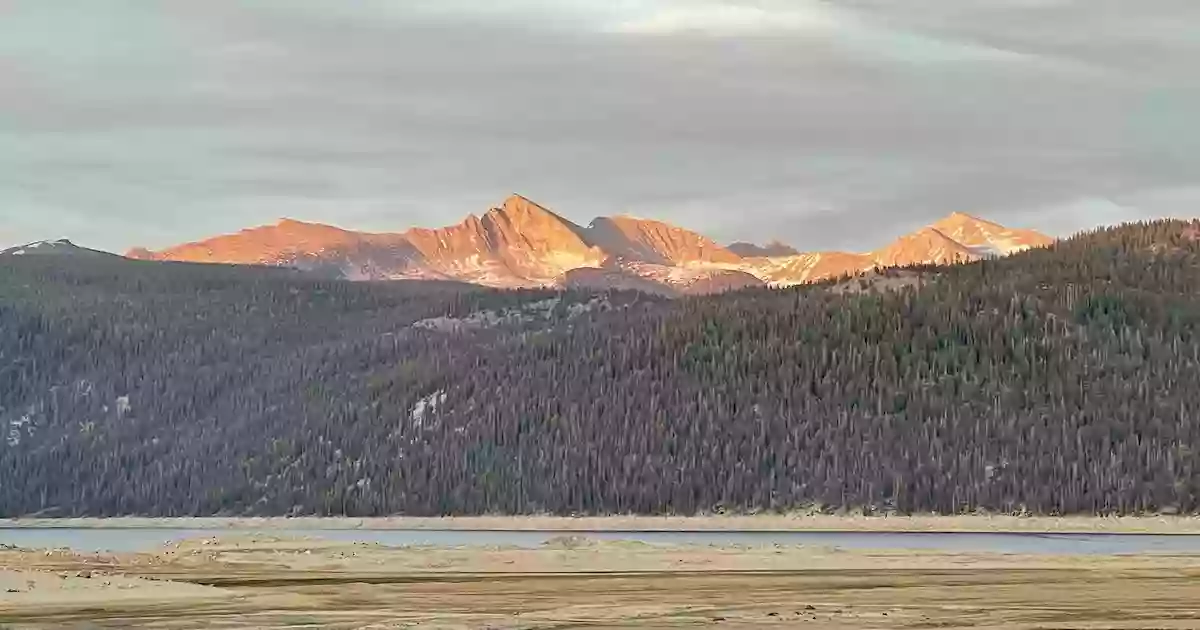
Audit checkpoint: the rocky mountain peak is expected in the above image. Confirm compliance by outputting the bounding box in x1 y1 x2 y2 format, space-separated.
122 195 1054 294
480 195 598 257
931 212 1054 256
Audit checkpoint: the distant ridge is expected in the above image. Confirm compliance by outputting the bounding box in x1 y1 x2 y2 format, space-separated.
728 241 800 257
1 238 119 259
126 196 1053 294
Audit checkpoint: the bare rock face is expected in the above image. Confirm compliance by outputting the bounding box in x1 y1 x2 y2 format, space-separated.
872 227 980 268
127 219 370 265
128 196 603 288
127 198 1053 295
476 196 607 284
125 219 426 281
584 216 742 266
401 195 605 287
931 212 1054 256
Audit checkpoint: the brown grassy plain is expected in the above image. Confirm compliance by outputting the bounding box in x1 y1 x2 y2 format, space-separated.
3 528 1200 629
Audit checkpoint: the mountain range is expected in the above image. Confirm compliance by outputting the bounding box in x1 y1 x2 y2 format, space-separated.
4 218 1200 517
17 195 1054 296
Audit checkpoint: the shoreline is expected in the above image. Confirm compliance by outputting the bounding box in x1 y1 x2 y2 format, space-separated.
5 514 1200 534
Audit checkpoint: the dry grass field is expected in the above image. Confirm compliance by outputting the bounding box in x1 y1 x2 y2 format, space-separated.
3 529 1200 629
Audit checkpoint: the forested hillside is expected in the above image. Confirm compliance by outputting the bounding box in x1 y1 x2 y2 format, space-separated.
2 220 1200 517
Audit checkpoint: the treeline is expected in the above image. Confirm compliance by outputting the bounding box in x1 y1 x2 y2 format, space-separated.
1 220 1199 517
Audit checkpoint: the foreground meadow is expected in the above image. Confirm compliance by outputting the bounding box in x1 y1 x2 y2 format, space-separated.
3 530 1200 629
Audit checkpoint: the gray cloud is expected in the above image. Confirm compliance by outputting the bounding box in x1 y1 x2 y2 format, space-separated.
0 0 1197 253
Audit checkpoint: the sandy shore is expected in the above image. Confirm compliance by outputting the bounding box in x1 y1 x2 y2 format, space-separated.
5 513 1200 533
4 534 1200 628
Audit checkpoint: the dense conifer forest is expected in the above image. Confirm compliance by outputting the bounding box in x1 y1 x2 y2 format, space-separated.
2 220 1200 517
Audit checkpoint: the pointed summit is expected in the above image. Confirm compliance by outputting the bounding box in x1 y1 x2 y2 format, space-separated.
479 196 601 268
931 212 1053 256
491 194 564 221
482 194 585 239
933 211 1000 230
481 195 582 239
942 210 983 221
503 192 538 206
398 195 603 285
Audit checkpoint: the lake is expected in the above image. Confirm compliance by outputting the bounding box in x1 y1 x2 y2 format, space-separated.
4 528 1200 554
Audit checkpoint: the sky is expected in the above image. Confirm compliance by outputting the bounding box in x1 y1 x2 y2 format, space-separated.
1 0 1198 253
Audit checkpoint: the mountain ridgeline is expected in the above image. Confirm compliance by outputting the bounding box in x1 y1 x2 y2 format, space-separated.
124 195 1053 296
1 219 1199 517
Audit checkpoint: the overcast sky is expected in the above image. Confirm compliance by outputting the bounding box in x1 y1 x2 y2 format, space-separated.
1 0 1198 253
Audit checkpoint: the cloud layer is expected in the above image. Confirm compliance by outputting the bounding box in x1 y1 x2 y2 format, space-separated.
1 0 1197 252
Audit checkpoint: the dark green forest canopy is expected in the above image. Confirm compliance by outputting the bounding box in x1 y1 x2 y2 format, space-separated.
1 219 1199 517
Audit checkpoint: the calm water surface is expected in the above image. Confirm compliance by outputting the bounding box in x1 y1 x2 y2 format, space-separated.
4 528 1200 555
